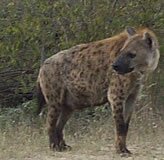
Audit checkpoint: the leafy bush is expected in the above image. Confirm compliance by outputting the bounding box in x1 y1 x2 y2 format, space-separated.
0 0 163 112
0 100 38 130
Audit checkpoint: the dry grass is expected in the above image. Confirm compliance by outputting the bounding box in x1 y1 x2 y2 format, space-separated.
0 111 164 160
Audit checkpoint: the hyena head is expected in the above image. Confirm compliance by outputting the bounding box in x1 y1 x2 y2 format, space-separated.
112 27 160 75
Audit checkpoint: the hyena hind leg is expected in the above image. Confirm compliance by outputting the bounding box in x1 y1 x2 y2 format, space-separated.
47 105 60 151
55 107 73 151
47 104 73 152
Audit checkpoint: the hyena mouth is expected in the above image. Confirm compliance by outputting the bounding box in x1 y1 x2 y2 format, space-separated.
117 67 134 75
128 67 134 72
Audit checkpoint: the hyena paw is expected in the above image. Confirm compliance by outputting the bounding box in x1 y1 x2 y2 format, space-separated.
50 142 72 152
116 147 132 157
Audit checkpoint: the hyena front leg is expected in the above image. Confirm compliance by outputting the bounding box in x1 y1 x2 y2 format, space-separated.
108 87 131 154
124 91 138 126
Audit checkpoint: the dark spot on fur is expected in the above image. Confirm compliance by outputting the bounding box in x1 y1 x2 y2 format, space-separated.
49 114 54 119
43 70 47 77
95 68 100 73
47 77 51 83
50 73 53 77
119 89 123 94
114 83 118 88
79 45 89 51
111 88 117 95
112 97 117 101
63 57 71 65
116 102 122 106
118 96 124 100
98 50 103 53
45 84 49 89
46 95 50 100
113 115 116 119
50 96 54 102
115 108 123 114
110 81 114 86
51 105 56 108
96 43 104 48
86 49 91 54
87 62 92 69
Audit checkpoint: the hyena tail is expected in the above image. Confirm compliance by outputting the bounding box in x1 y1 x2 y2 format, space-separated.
36 81 46 116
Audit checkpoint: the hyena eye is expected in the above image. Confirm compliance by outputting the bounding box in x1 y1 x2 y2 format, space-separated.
127 52 136 58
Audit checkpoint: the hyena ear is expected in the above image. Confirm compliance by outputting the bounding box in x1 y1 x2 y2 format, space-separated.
126 27 136 37
143 32 153 49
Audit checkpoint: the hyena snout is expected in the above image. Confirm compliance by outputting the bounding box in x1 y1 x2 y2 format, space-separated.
112 54 134 74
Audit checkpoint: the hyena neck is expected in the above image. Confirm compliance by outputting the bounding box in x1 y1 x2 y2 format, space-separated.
130 71 145 84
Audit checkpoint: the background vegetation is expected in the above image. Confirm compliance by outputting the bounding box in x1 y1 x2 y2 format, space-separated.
0 0 164 127
0 0 163 107
0 0 163 134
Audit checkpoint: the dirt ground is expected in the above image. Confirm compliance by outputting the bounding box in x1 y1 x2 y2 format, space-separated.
21 141 164 160
1 113 164 160
1 126 164 160
2 139 164 160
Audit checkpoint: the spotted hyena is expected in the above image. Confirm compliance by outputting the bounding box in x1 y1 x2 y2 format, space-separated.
37 27 160 154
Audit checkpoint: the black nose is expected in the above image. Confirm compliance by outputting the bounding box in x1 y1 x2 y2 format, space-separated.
112 64 119 71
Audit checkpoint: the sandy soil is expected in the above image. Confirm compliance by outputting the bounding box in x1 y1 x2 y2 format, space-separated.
23 143 164 160
1 131 164 160
1 116 164 160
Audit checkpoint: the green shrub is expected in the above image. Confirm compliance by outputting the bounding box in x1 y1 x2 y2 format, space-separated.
0 0 163 112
